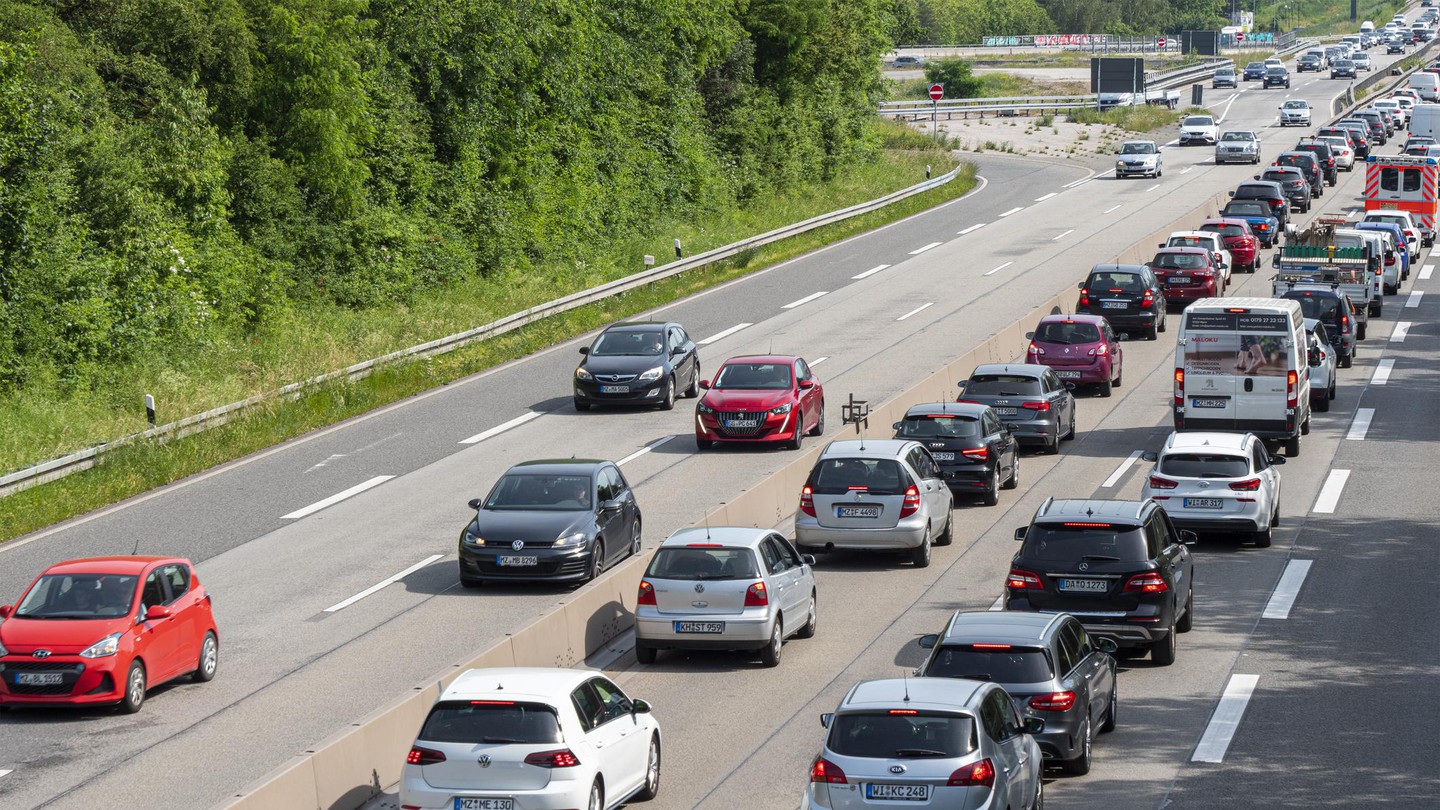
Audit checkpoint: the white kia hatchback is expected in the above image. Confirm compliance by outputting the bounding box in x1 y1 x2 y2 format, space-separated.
1141 431 1285 547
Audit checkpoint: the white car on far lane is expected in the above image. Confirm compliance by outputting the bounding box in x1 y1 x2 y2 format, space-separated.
1279 99 1313 126
1179 114 1219 146
1141 431 1285 547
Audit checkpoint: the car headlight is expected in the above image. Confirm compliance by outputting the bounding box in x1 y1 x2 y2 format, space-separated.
697 401 715 414
462 528 485 547
79 632 122 659
770 402 793 415
1116 160 1126 168
576 367 593 381
637 367 663 382
555 532 588 548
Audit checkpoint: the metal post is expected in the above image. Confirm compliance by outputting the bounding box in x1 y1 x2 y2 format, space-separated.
931 98 938 143
144 394 156 428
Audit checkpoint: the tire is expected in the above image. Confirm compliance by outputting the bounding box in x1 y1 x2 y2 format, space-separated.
1315 392 1331 412
1253 522 1273 548
1386 284 1398 295
1357 322 1368 341
1064 410 1076 440
1340 351 1353 369
586 540 606 583
119 661 146 714
685 364 700 398
1099 378 1112 397
809 399 826 436
1032 777 1045 810
630 519 642 557
1145 324 1159 341
983 468 1000 507
636 735 662 801
193 632 218 683
658 377 676 411
1043 434 1060 455
1113 367 1123 388
1176 587 1194 632
1099 684 1118 733
1286 435 1301 457
1328 382 1337 401
1150 623 1178 666
796 593 818 638
935 510 954 545
634 641 657 665
910 530 932 568
1115 171 1123 179
760 618 783 667
587 779 604 810
786 419 803 451
1062 720 1093 775
1002 456 1020 490
574 399 591 412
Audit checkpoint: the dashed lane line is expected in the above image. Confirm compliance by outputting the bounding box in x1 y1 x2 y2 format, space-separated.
1311 469 1351 514
1192 675 1261 763
852 264 891 280
909 241 943 255
1346 408 1375 441
281 476 395 520
897 303 934 321
782 291 828 309
697 323 753 345
1262 560 1314 620
460 411 542 445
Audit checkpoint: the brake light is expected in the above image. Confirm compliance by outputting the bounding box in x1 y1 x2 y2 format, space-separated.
1020 400 1051 412
524 749 580 768
888 709 919 715
1229 477 1262 491
1063 521 1113 527
1149 475 1178 489
637 580 656 606
1174 367 1185 407
1027 341 1045 357
900 485 921 518
745 581 769 607
1141 289 1155 309
469 700 515 705
1123 572 1170 594
961 447 989 461
1079 288 1090 307
811 756 847 784
800 485 816 517
408 746 446 765
948 758 996 787
686 543 723 547
1029 691 1077 712
1340 314 1351 333
1287 370 1298 409
970 643 1013 650
1007 568 1043 590
1256 222 1270 231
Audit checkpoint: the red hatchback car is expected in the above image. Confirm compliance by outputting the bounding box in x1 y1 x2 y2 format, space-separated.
1198 217 1260 273
1149 246 1224 306
1025 313 1124 396
0 556 218 713
695 355 824 450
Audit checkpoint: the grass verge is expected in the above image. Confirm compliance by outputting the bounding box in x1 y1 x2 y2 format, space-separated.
1069 104 1181 132
1255 0 1407 37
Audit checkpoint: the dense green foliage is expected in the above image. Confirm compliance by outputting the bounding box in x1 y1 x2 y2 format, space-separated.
922 59 985 98
886 0 1234 42
0 0 893 395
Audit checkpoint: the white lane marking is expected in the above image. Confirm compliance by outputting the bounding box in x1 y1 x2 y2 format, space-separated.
1371 359 1394 385
909 241 943 255
1103 204 1122 214
1180 166 1195 174
782 291 828 309
810 356 829 366
1312 469 1351 514
618 435 676 466
999 207 1024 217
1346 408 1375 441
1263 560 1314 620
281 475 395 520
1163 139 1179 147
698 323 752 345
1192 674 1261 763
1052 229 1074 241
1101 451 1144 489
1405 291 1424 308
1034 193 1057 202
1063 176 1091 189
958 223 986 235
989 594 1005 611
1421 263 1435 280
0 769 11 779
460 411 542 445
1217 92 1240 122
897 303 934 321
984 261 1014 277
322 554 445 613
1145 184 1161 192
852 264 891 279
1391 321 1411 342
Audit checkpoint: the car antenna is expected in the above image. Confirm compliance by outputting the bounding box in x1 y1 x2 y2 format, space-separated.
131 535 142 556
903 671 911 703
703 509 713 541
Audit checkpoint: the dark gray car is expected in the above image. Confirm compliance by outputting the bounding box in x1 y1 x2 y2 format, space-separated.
957 364 1076 454
574 320 699 411
1256 166 1312 212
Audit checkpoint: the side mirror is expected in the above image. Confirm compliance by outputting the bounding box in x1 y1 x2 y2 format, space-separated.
802 554 817 566
1024 331 1035 340
698 379 710 390
1023 717 1046 735
1116 333 1130 341
1308 349 1323 367
1141 451 1159 462
468 498 482 511
632 698 653 714
0 605 11 619
1157 242 1165 248
1271 455 1287 465
1064 382 1077 391
1014 526 1028 542
1228 191 1235 197
1254 175 1261 180
670 346 685 356
600 499 623 513
918 633 939 649
1077 280 1086 290
1179 530 1199 546
799 379 815 390
145 605 172 621
892 421 902 429
579 346 590 355
1096 637 1119 655
820 712 833 729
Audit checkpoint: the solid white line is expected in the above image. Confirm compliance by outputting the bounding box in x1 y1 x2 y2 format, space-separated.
1063 177 1091 189
1103 204 1122 214
1035 193 1057 202
1180 166 1194 174
897 303 934 321
909 241 943 255
1101 451 1144 489
1422 263 1435 280
460 411 542 445
810 356 828 366
0 769 11 779
984 261 1014 277
852 264 891 279
618 435 675 466
1145 183 1161 193
1371 359 1394 385
1052 229 1074 241
1192 674 1260 763
958 223 986 235
1312 469 1351 514
281 476 395 520
782 291 828 309
1346 408 1375 441
698 323 752 345
322 554 445 613
1263 561 1314 620
999 207 1024 217
1391 321 1411 342
989 594 1005 611
1405 291 1424 308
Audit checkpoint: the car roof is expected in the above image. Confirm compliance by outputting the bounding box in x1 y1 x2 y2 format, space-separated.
1034 498 1149 523
1236 181 1284 192
903 402 991 418
942 611 1062 644
509 459 608 475
1168 230 1217 238
820 439 914 459
605 321 671 332
1037 312 1108 326
1283 288 1344 300
441 667 600 702
720 354 801 364
1262 166 1304 174
660 526 774 548
42 556 177 575
1086 263 1149 275
1122 139 1157 146
1201 217 1253 229
1189 296 1302 314
1155 246 1210 255
1163 431 1250 453
840 678 986 713
971 363 1048 378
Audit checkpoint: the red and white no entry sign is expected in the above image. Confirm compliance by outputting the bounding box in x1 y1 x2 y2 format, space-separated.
928 83 944 101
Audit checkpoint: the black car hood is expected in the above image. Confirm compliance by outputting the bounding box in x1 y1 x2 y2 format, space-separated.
469 510 593 543
581 353 668 375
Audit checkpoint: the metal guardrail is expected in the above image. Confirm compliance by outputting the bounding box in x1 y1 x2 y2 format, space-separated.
0 167 970 499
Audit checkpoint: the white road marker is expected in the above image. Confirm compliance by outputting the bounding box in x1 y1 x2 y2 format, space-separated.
1103 204 1122 214
1263 560 1314 620
909 241 943 255
460 411 542 445
618 435 676 466
897 302 934 321
1371 359 1394 385
852 263 891 279
0 769 11 779
1145 183 1161 193
1346 408 1375 441
810 356 829 366
1052 229 1074 241
989 594 1005 611
1034 192 1057 202
322 554 445 613
1422 263 1435 280
1192 674 1260 763
1063 176 1091 189
984 261 1014 277
1101 451 1143 489
698 323 752 345
1405 291 1424 308
782 291 828 309
958 223 986 235
1391 321 1411 342
281 476 395 520
999 206 1024 217
1180 166 1194 174
1311 469 1351 514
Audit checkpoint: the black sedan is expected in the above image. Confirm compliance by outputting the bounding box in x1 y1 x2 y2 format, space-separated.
1264 66 1291 88
457 460 642 586
892 402 1019 506
573 321 699 411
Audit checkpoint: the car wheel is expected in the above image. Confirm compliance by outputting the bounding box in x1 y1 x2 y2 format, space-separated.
193 632 218 683
1099 378 1112 398
1100 683 1118 733
1329 382 1337 401
574 399 591 412
1176 587 1194 632
120 661 146 714
696 437 713 450
1115 170 1122 179
1043 433 1060 455
685 363 700 397
786 418 804 451
935 506 954 545
1002 456 1020 490
760 618 784 667
1147 323 1159 341
1113 366 1123 388
630 519 642 557
1271 501 1281 528
636 735 662 800
910 530 932 568
587 540 606 582
797 593 818 638
983 468 1000 507
587 779 604 810
658 376 676 411
1032 777 1045 810
809 399 825 436
1064 409 1076 440
1315 392 1331 412
1357 322 1367 340
1062 720 1093 775
1286 435 1301 457
634 641 657 665
1254 521 1273 548
1150 622 1178 666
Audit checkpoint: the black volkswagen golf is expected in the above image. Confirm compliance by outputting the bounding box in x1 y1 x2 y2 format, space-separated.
457 460 642 587
892 402 1020 506
573 321 699 411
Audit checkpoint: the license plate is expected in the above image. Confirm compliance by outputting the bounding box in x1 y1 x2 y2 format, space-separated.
865 784 930 801
1191 397 1229 409
1059 578 1109 593
1101 301 1128 310
455 799 514 810
838 505 881 518
600 385 629 393
994 407 1018 416
675 621 725 634
496 555 538 567
930 452 956 461
1055 370 1083 379
1184 497 1224 509
16 672 64 686
1168 276 1192 285
725 419 758 428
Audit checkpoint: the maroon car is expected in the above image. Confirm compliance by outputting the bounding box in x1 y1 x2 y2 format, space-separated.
695 355 824 450
1198 217 1260 273
1025 313 1124 397
1149 246 1224 306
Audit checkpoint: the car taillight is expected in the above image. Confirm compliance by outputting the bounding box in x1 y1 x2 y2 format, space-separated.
1007 568 1043 590
1287 370 1298 409
1256 222 1270 231
1386 254 1395 266
1027 341 1045 357
811 756 847 784
948 758 996 787
1141 289 1155 309
1123 572 1170 594
1174 367 1185 407
1021 400 1051 412
637 580 656 606
1229 477 1262 491
900 485 921 518
1079 288 1090 307
1149 475 1178 489
524 749 580 768
961 447 989 461
1089 343 1109 356
1340 314 1351 333
799 485 818 517
1029 691 1077 712
408 746 446 765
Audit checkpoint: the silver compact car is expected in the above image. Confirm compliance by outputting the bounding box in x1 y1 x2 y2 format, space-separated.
634 527 816 667
795 440 954 568
1115 139 1162 178
803 678 1044 810
1215 130 1261 164
1141 431 1285 547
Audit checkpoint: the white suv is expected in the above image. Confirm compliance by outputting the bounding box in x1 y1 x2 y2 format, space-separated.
1141 431 1285 547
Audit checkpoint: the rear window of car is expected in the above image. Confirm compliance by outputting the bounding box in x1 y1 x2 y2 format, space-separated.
1224 202 1270 216
1200 223 1245 238
808 458 911 495
1158 453 1250 478
1289 295 1342 321
963 374 1043 396
647 547 760 580
896 414 981 439
1085 271 1146 293
828 712 977 759
1261 171 1299 183
1034 321 1101 344
1021 524 1149 563
926 645 1054 683
1152 252 1207 269
420 701 562 744
1234 184 1279 198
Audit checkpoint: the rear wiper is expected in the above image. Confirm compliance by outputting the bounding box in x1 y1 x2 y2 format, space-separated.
958 673 992 681
1080 555 1121 562
482 737 524 744
894 748 949 758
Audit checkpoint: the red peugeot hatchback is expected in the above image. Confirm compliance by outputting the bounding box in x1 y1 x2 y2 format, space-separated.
695 355 824 450
1026 313 1124 397
0 556 219 713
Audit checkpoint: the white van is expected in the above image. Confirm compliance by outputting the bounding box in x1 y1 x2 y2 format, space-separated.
1335 227 1397 294
1174 298 1312 456
1361 20 1376 34
1408 102 1440 138
1409 72 1440 102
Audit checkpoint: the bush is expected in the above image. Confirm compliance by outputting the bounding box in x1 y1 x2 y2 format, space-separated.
924 58 985 99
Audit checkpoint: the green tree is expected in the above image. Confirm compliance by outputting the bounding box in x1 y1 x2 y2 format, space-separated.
924 58 985 98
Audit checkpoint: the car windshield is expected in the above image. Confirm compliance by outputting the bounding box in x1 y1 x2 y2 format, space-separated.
483 474 592 511
589 329 664 356
1120 142 1155 154
1021 524 1149 563
895 414 981 438
711 362 792 390
1284 101 1308 109
828 712 977 759
646 547 760 580
963 374 1044 396
1221 132 1254 142
1225 202 1270 216
419 701 563 745
1086 271 1145 292
1153 253 1207 269
1201 223 1245 238
1183 117 1213 127
14 574 138 619
1267 67 1286 74
1034 321 1101 345
1158 453 1250 478
926 645 1054 683
1291 295 1342 321
1247 62 1264 69
808 458 910 495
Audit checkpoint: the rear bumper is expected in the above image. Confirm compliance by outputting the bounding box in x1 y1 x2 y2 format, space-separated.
1175 414 1302 440
1165 515 1265 533
635 612 773 648
999 417 1060 446
794 518 929 550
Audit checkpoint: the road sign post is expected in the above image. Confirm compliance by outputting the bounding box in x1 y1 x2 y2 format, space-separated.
928 83 944 143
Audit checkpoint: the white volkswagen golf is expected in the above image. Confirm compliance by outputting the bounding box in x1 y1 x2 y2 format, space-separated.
400 668 661 810
1141 431 1285 547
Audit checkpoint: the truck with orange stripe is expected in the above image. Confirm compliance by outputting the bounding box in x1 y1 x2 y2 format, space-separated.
1363 154 1439 245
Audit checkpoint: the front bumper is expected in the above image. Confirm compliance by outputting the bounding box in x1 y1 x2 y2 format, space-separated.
0 655 124 706
1178 132 1215 145
1215 149 1257 163
795 516 929 551
574 376 667 405
1115 162 1159 176
458 544 594 582
1279 115 1310 125
695 410 795 444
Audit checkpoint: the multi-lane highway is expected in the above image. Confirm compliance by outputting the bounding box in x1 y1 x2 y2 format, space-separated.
2 28 1437 810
